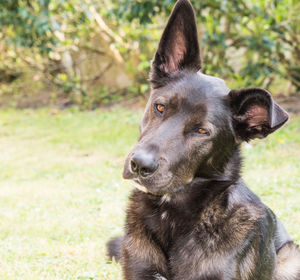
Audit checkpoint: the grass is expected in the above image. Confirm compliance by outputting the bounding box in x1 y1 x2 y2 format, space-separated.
0 107 299 280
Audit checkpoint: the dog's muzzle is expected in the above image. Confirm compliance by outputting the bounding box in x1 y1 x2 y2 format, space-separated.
123 149 175 195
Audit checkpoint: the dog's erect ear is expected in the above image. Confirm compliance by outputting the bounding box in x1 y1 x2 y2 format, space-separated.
150 0 201 87
229 88 289 141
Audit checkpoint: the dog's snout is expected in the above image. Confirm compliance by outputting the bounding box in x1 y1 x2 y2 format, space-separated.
130 152 158 177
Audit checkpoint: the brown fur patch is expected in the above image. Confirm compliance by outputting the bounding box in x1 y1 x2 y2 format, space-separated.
275 242 300 280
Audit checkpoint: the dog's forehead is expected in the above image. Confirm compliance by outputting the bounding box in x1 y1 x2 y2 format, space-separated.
151 72 230 105
196 72 230 95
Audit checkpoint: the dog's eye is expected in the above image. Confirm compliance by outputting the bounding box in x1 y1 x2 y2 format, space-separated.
155 104 165 114
197 128 209 135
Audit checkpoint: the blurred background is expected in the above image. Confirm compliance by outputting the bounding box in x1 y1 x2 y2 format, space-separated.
0 1 299 279
0 0 300 108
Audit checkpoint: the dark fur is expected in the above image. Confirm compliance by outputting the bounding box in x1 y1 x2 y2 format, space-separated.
107 235 123 262
108 1 300 279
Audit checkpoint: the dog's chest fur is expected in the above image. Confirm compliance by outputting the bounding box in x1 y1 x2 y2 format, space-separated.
126 183 266 278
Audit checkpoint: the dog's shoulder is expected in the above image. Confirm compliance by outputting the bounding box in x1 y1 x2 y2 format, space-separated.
201 179 266 224
226 178 270 228
195 179 270 249
224 179 279 245
227 178 265 212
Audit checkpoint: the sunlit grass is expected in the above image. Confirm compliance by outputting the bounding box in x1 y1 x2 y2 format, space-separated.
0 108 299 279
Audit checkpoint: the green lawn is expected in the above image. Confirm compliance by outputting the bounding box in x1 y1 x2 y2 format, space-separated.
0 107 299 280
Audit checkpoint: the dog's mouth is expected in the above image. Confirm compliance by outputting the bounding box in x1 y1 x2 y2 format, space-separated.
130 180 162 196
130 174 175 196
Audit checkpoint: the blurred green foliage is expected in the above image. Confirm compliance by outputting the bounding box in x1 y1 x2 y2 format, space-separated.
0 0 299 108
0 0 53 51
116 0 300 89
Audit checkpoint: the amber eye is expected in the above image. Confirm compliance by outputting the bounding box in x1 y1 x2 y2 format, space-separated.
155 104 165 113
197 128 209 135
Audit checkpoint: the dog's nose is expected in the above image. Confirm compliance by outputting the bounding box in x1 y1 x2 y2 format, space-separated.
130 152 158 177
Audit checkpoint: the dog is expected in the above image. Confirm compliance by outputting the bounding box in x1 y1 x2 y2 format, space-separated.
107 0 300 279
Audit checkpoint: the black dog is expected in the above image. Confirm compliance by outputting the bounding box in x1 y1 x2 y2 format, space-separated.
108 0 300 279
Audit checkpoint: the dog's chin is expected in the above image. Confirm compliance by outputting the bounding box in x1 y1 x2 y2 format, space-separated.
130 175 192 196
130 178 174 196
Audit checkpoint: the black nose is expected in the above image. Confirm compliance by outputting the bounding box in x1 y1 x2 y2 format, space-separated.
130 152 158 177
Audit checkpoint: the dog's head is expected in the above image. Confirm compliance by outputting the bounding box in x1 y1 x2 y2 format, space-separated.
123 0 288 196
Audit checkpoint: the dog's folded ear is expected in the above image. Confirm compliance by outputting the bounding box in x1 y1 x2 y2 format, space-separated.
229 88 289 141
150 0 201 88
